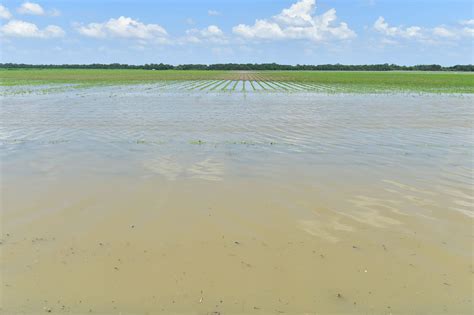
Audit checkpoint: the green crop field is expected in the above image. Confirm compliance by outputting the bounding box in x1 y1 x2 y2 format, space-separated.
0 69 229 85
256 71 474 93
1 69 473 93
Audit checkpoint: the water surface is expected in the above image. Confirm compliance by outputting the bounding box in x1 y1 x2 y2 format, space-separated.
1 87 473 314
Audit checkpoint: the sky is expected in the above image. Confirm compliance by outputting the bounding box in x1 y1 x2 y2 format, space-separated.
0 0 473 65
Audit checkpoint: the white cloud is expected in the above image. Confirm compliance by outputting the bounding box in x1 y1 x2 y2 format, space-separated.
208 10 220 16
374 17 422 38
232 0 355 42
183 25 227 44
462 26 474 37
0 5 12 19
374 17 474 43
459 20 474 38
0 20 65 38
17 2 60 16
234 20 285 39
460 19 474 26
76 16 168 40
274 0 315 26
433 26 456 38
17 2 44 15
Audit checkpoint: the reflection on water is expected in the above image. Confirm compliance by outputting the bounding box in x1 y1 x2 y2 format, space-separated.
3 90 471 218
1 88 473 313
143 156 224 181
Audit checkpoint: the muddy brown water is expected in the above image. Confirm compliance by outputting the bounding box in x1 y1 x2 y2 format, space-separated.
1 87 473 314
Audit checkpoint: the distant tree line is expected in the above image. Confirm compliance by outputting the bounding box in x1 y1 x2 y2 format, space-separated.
0 63 472 72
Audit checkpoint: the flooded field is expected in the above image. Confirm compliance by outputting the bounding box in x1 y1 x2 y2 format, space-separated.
1 86 473 314
0 80 380 96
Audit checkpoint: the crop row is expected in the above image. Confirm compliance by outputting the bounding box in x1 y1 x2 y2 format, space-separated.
137 80 340 93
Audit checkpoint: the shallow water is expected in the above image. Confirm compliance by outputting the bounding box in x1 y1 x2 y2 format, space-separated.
1 87 473 314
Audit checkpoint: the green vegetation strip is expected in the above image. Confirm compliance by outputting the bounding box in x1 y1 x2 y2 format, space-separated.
209 80 227 91
198 80 220 91
177 80 204 90
186 80 211 90
270 81 289 91
1 69 473 93
261 81 278 90
220 80 233 91
255 80 267 90
249 81 256 91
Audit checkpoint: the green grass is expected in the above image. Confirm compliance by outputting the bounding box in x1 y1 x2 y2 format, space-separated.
0 69 473 93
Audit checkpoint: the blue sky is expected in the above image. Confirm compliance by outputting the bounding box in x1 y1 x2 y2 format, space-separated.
0 0 473 65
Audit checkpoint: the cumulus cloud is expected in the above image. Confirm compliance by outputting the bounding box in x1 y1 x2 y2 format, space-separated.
374 16 474 43
76 16 168 40
274 0 315 26
183 25 227 44
17 2 44 15
463 26 474 37
374 17 422 38
460 19 474 26
232 0 355 42
0 5 12 19
0 20 65 38
432 26 456 38
16 2 60 16
208 10 220 16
